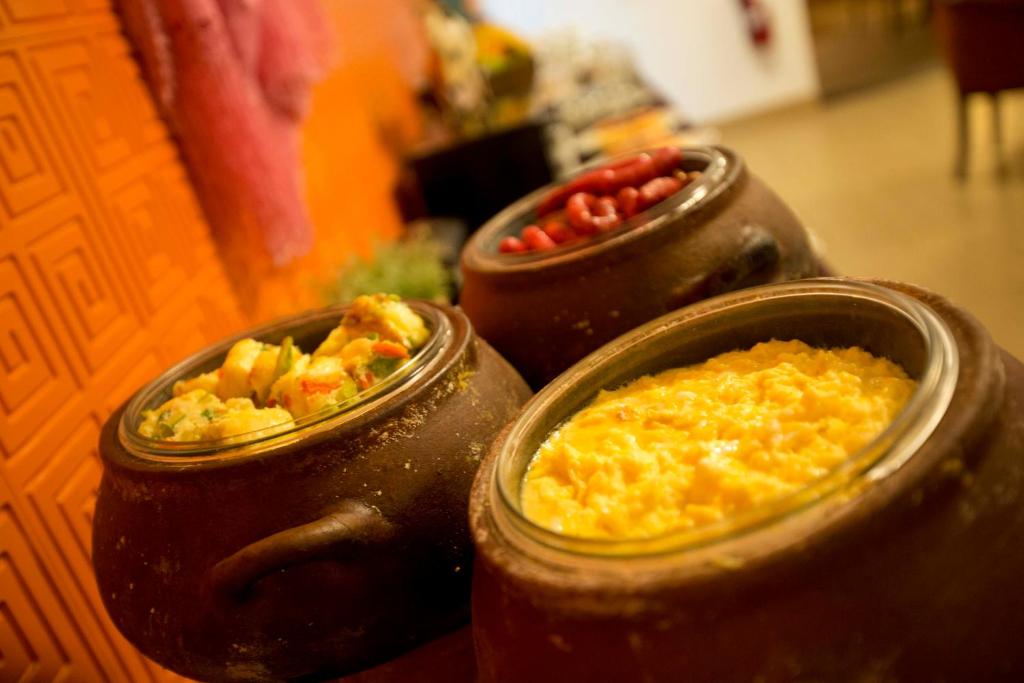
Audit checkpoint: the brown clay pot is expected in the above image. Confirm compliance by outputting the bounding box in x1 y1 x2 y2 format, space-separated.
459 145 826 389
469 278 1024 682
93 302 531 682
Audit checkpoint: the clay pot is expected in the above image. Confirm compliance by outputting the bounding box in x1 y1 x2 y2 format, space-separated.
94 302 531 682
469 279 1024 682
459 145 826 389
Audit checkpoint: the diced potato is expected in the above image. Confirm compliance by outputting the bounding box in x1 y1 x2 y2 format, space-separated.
142 295 428 442
339 338 375 374
313 326 350 358
218 338 265 400
268 355 359 418
248 345 281 402
267 353 309 413
203 399 293 440
337 294 429 350
217 337 304 402
139 391 292 442
172 370 219 397
138 389 223 442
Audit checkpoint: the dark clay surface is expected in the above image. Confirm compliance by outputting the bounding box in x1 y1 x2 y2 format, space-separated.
469 280 1024 682
94 304 530 682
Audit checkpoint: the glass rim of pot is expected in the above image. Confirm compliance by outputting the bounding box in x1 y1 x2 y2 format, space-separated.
490 279 959 559
118 302 451 463
466 145 733 271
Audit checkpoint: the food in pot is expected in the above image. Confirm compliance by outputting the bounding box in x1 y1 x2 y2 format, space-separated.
139 294 429 441
499 147 702 254
521 340 918 539
137 390 295 442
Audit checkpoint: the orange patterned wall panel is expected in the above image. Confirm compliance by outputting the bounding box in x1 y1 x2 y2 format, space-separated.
0 1 244 681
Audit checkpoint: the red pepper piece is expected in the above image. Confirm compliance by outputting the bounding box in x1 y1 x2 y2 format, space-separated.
638 176 683 212
651 147 683 176
372 340 410 359
499 236 528 254
301 379 340 395
522 225 557 251
543 220 576 244
618 186 640 217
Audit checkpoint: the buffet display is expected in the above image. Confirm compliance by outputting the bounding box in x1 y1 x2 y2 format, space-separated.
91 148 1024 682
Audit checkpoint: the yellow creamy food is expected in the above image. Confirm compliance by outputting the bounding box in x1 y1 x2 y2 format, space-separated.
139 294 429 442
521 340 918 539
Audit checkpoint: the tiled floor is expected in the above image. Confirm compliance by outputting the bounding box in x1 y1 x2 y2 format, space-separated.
719 66 1024 356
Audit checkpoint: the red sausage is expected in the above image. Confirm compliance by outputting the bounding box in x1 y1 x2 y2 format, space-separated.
592 196 621 232
536 147 681 217
499 236 527 254
604 154 644 170
607 154 657 193
543 220 576 244
536 168 616 217
617 186 640 218
566 193 597 234
651 146 683 175
637 176 683 212
567 192 622 233
521 225 557 251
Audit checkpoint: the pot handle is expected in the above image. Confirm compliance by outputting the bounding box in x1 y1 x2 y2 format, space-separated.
665 224 781 310
207 500 394 603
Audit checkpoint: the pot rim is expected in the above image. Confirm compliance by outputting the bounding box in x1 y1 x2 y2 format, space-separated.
460 145 738 276
114 300 463 467
486 278 960 564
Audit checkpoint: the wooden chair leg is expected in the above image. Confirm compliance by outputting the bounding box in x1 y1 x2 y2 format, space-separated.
955 91 968 179
992 91 1007 177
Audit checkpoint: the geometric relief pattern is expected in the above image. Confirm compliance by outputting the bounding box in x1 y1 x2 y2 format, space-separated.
26 40 134 179
97 349 164 419
22 418 162 683
105 173 189 315
0 257 69 460
0 1 243 681
24 418 101 601
0 501 89 683
93 30 164 151
0 52 66 220
0 1 73 24
27 214 136 380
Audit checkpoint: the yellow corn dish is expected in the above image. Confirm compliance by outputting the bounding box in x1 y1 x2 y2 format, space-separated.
521 340 918 540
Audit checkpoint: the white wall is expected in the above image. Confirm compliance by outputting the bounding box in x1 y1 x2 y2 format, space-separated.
484 0 820 124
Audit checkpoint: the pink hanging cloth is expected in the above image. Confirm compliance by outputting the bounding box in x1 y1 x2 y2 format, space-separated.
118 0 337 266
